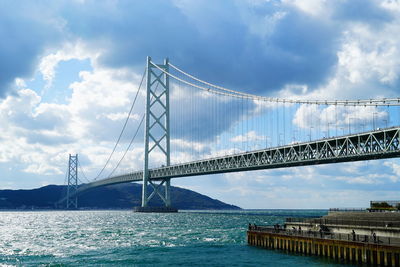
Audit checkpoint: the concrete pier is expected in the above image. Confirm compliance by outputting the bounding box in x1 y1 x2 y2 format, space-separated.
248 226 400 266
133 206 178 212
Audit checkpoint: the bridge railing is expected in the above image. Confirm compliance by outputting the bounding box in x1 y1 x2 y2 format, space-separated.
328 208 367 212
285 217 400 228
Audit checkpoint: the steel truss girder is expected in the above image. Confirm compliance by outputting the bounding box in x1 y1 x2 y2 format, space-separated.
74 127 400 196
149 127 400 179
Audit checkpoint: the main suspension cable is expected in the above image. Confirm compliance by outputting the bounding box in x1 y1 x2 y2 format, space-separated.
106 114 145 178
165 62 400 106
105 80 160 178
77 159 91 183
94 68 146 180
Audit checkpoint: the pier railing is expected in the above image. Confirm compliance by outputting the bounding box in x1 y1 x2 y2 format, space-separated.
249 225 400 246
286 217 400 228
328 208 366 212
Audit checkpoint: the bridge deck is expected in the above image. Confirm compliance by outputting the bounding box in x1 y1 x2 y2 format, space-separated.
75 127 400 194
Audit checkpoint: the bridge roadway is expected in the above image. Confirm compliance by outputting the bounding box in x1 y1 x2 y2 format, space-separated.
75 126 400 195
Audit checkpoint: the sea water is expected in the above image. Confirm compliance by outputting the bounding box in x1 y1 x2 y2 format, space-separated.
0 210 358 266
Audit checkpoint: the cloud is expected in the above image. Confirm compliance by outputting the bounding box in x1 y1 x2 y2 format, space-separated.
230 131 264 143
381 0 400 12
0 89 73 136
336 25 400 87
0 1 64 96
383 161 400 182
1 0 399 101
332 0 393 24
39 41 96 88
293 104 389 131
0 47 147 179
170 85 252 142
277 2 400 102
54 0 341 95
283 0 331 17
172 158 400 208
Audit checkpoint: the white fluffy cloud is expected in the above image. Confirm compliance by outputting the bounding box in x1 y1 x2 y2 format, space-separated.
230 131 265 143
278 3 400 101
293 104 389 131
283 0 330 17
39 42 97 88
0 45 147 182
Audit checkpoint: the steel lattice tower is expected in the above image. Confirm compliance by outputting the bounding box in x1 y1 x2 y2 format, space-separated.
66 154 78 209
142 57 171 208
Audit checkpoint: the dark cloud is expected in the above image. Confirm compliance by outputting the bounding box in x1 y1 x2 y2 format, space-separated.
10 107 68 132
0 1 63 96
60 1 193 69
60 0 340 95
2 0 390 99
25 131 75 146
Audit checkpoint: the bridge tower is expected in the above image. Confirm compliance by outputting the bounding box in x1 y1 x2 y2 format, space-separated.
66 154 78 209
139 56 174 211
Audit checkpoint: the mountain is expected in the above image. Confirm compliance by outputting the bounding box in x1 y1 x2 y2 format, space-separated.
0 183 241 210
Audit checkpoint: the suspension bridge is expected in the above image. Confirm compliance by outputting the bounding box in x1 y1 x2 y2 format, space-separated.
58 57 400 210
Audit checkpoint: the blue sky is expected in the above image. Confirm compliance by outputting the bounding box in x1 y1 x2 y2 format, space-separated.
1 0 400 208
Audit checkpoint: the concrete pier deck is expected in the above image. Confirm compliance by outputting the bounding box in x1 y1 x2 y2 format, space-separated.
248 226 400 266
285 212 400 239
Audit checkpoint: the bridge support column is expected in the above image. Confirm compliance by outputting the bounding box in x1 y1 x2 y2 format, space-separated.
138 57 175 212
165 178 171 207
66 154 78 209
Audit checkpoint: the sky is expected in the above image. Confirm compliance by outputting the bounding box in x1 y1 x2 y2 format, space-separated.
1 0 400 209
